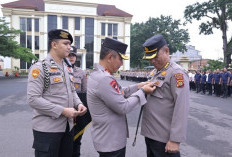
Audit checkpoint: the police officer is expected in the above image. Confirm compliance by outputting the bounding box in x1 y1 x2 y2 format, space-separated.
141 34 189 157
220 68 230 98
67 46 90 157
194 70 201 93
87 37 156 157
213 69 221 97
201 71 207 94
207 69 214 95
27 29 87 157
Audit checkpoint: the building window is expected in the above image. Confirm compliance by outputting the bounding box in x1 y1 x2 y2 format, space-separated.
20 18 26 31
74 36 80 49
48 15 57 32
113 24 118 36
27 18 32 31
34 19 39 32
20 32 26 47
102 23 118 38
108 24 112 36
101 23 105 36
35 36 39 50
27 35 32 49
62 16 68 29
75 17 80 30
85 17 94 69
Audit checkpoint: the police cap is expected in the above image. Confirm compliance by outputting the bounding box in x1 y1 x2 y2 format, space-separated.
68 46 77 57
143 34 167 59
48 29 73 44
102 37 129 60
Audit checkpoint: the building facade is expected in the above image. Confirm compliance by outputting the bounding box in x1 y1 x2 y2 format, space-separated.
1 0 132 72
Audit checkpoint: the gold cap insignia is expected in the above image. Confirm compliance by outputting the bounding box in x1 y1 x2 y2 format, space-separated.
144 47 149 52
60 31 69 39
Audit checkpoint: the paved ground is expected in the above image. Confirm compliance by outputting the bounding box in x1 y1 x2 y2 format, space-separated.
0 78 232 157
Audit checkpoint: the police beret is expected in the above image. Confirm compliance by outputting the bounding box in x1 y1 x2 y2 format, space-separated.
102 37 129 60
143 34 167 59
48 29 73 44
68 46 77 56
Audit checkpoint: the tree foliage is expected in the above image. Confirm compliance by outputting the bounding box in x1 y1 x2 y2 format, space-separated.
0 17 37 63
184 0 232 67
203 59 225 71
130 15 189 68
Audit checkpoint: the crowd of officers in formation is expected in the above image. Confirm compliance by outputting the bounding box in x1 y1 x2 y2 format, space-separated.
120 70 152 82
188 68 232 98
120 67 232 98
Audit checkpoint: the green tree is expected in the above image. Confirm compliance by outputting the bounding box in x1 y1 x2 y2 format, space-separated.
130 15 189 68
0 17 37 63
203 59 225 71
184 0 232 67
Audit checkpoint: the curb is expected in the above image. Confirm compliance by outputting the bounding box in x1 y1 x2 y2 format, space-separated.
0 75 28 80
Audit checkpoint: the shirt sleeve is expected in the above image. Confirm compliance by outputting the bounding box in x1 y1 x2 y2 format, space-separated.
27 63 64 118
96 76 147 115
169 70 190 142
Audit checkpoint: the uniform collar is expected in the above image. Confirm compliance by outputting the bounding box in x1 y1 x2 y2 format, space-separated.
94 63 112 75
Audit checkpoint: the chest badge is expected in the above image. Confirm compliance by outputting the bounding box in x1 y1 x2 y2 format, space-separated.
53 77 61 82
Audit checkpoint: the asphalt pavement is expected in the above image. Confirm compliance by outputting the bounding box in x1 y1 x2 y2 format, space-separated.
0 78 232 157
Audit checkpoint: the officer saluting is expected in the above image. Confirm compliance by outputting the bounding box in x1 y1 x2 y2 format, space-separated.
87 37 156 157
141 34 189 156
27 29 87 157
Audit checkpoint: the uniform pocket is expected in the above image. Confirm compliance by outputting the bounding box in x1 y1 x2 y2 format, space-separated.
49 76 65 95
33 141 50 152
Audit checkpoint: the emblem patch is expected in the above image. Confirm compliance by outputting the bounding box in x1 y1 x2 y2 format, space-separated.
32 69 40 79
60 31 69 39
110 80 119 93
53 77 61 82
174 73 184 88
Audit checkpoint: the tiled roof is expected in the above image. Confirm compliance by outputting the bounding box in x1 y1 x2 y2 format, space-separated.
1 0 133 17
1 0 44 11
97 4 132 17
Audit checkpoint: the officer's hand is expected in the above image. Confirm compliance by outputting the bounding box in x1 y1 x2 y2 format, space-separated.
77 104 87 116
62 108 79 118
141 82 156 94
165 141 180 154
137 81 150 89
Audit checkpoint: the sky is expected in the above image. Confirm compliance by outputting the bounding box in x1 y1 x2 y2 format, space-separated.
1 0 232 60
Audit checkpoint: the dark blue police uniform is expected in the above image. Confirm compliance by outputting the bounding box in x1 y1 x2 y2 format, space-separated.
201 74 207 94
221 72 230 98
194 73 201 93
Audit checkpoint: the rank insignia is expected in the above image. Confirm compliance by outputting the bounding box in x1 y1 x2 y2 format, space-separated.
174 73 184 88
75 84 79 89
161 71 167 76
32 69 40 79
49 68 58 72
110 80 119 93
53 77 61 82
150 72 154 76
154 81 160 86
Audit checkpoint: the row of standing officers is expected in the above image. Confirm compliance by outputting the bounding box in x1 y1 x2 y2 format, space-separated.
190 69 232 98
27 29 189 157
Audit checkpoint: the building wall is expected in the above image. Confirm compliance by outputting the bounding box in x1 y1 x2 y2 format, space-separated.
1 1 132 71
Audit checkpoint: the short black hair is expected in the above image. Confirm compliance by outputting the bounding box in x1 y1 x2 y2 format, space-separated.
100 46 117 60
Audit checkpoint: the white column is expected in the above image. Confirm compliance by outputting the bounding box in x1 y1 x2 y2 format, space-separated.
43 15 48 58
82 52 86 70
